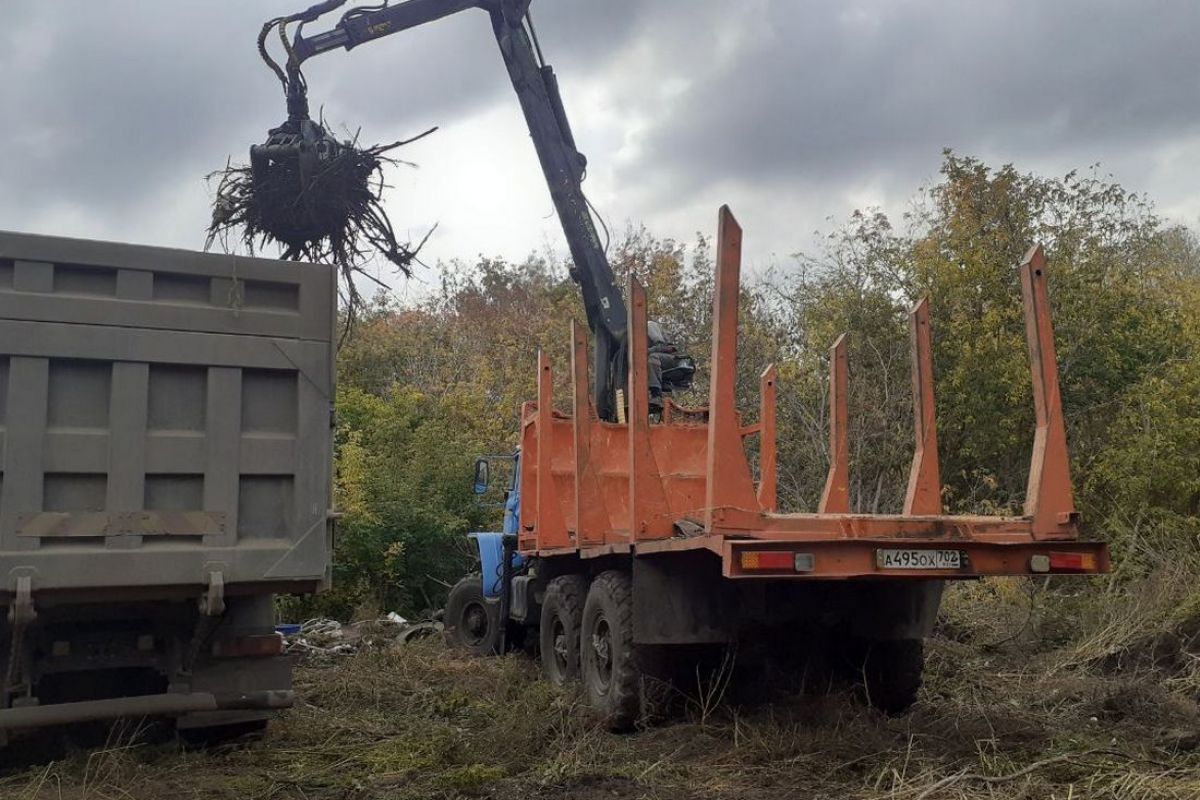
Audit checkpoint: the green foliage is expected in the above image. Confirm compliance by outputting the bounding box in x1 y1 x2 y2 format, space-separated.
909 154 1184 514
1084 357 1200 573
286 385 491 621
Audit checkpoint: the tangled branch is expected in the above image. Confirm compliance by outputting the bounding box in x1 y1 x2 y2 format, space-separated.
206 124 437 335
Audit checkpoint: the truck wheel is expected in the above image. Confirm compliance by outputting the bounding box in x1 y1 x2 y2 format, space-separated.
855 638 924 715
444 574 500 656
540 575 588 685
581 570 641 731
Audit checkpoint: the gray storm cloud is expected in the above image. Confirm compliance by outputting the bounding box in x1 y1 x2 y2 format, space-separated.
1 0 1197 258
620 0 1200 197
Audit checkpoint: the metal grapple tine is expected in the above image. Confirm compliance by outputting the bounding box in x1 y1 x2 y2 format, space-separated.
904 298 942 515
819 334 850 514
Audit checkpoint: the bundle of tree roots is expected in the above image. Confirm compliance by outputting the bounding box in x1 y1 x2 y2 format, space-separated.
206 122 436 323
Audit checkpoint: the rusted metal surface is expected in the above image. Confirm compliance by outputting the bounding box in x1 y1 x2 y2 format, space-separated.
17 511 225 538
757 364 778 512
904 298 941 515
534 352 569 549
1020 245 1078 540
571 320 607 547
627 276 673 540
819 335 850 513
517 206 1107 579
704 206 760 528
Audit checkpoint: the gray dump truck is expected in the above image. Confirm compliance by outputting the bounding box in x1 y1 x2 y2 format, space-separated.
0 232 334 739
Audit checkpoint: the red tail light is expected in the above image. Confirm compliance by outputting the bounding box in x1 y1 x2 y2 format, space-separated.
1048 552 1098 573
739 551 815 572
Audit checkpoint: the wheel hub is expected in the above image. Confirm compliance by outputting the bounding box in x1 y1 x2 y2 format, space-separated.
553 618 569 669
462 602 489 645
591 619 613 688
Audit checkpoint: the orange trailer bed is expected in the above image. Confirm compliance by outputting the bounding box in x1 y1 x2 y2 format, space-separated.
516 206 1108 582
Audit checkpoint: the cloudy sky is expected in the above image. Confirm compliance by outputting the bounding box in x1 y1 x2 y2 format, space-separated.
2 0 1199 293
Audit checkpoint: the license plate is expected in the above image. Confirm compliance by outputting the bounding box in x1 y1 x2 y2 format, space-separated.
876 549 962 570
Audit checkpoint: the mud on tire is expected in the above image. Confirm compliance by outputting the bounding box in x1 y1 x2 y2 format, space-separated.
540 574 589 685
444 574 501 656
581 570 641 731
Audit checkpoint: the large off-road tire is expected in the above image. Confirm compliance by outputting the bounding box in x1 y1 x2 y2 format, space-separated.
540 574 589 686
581 570 641 731
852 638 924 715
444 574 501 656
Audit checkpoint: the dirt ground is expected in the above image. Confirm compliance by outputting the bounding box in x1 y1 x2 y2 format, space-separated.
1 576 1198 800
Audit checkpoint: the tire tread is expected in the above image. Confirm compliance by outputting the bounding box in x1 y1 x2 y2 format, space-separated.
583 570 640 731
540 574 589 684
444 574 500 656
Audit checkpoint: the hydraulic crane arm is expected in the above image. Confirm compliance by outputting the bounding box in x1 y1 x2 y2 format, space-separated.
280 0 628 420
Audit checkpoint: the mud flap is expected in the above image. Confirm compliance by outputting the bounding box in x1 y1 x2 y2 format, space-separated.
846 580 945 640
633 551 734 645
179 595 291 732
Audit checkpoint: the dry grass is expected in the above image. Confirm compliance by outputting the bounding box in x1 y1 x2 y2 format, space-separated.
2 572 1199 800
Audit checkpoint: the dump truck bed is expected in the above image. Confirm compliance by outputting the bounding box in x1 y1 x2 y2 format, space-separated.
0 231 334 600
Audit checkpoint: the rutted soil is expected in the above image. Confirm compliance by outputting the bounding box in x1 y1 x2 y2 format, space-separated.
2 581 1199 800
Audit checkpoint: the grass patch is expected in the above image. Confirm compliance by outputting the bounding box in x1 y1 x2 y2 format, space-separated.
2 573 1199 799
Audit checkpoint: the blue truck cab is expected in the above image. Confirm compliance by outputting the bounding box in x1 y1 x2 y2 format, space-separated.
467 453 523 599
442 453 528 658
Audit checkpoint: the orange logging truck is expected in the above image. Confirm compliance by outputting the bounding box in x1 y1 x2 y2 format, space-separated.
448 207 1109 730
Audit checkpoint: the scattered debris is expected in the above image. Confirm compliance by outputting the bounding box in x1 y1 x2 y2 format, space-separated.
280 616 443 662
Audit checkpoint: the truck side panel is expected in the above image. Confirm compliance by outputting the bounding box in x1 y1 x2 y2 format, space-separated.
0 232 335 597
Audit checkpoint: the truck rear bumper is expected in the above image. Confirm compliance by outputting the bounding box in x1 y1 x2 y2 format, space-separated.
718 537 1109 579
0 689 294 731
602 535 1109 579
